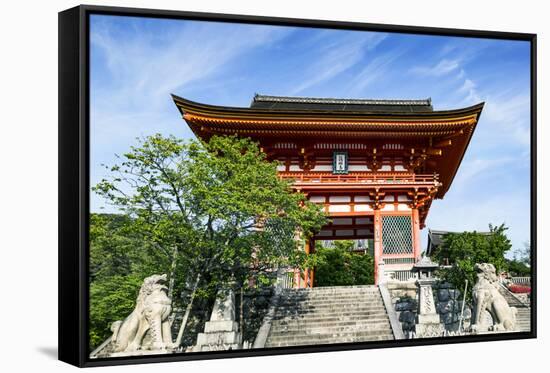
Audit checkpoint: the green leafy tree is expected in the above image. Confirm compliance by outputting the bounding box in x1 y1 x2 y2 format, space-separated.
89 274 144 348
433 224 512 301
92 134 327 347
505 258 531 276
89 213 174 349
314 241 374 286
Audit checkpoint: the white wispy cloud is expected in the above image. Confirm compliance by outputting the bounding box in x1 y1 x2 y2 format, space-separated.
409 58 461 77
348 49 407 95
90 18 293 210
478 91 531 148
288 33 388 95
91 20 292 111
452 157 514 190
430 52 529 151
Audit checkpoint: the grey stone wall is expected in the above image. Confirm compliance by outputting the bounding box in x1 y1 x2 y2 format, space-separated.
388 282 417 335
172 287 273 350
434 283 471 332
239 287 274 346
388 281 472 336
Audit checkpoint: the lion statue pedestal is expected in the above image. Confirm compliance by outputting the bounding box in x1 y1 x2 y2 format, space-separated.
191 289 242 352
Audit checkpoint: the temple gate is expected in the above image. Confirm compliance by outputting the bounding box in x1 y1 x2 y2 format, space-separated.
173 94 483 286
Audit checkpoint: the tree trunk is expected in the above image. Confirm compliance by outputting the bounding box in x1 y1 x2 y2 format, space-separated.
175 273 201 348
240 287 244 339
168 246 178 301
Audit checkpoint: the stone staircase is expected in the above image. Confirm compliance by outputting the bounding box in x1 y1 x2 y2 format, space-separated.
514 308 531 332
265 285 394 347
498 285 531 332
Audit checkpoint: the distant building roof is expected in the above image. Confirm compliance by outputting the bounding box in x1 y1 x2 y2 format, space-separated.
426 229 492 256
250 94 434 113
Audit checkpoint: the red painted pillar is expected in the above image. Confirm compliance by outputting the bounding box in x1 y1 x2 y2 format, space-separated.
293 268 300 289
373 209 382 284
412 208 421 261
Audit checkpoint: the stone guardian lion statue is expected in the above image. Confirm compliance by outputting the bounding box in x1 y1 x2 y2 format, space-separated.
111 274 175 352
471 263 517 332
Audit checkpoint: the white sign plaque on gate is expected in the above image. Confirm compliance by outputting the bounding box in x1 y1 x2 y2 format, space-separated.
333 151 349 174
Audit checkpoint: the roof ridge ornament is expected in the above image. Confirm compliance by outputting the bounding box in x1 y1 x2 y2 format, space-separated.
253 94 432 106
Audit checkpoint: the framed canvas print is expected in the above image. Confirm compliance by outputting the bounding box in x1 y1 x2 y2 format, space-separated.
58 4 537 367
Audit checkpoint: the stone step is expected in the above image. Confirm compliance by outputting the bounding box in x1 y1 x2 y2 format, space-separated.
515 308 531 331
272 314 390 325
282 290 381 296
277 304 386 313
280 294 382 302
269 322 392 336
282 288 380 294
278 302 384 311
278 299 384 306
284 285 378 291
265 334 393 347
283 286 380 294
267 329 394 343
270 329 393 340
278 297 383 304
266 330 393 344
275 308 386 320
276 303 386 311
277 303 385 310
279 296 382 303
272 317 392 329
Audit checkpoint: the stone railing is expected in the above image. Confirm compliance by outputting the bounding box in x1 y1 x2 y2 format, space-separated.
510 276 531 286
388 270 417 282
275 268 295 289
383 257 416 265
378 284 405 340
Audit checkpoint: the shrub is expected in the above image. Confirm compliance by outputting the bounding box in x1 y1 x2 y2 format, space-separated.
508 284 531 294
314 241 374 286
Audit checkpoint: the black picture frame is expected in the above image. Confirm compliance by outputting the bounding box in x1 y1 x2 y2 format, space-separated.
59 4 537 368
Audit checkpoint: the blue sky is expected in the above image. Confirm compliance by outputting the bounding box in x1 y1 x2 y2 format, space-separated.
90 14 531 255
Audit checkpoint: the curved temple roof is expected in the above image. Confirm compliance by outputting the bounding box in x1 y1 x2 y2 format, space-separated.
172 94 484 200
250 94 434 113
